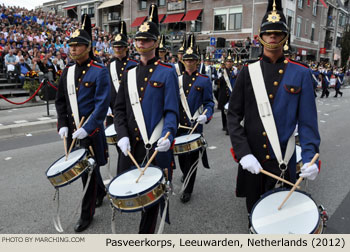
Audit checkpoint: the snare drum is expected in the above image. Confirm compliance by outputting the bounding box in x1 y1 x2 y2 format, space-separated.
224 103 229 114
250 188 324 234
108 166 165 212
105 124 117 145
46 148 90 188
173 133 206 155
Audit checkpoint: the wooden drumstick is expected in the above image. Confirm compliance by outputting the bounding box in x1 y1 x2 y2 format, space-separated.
178 124 193 130
63 136 68 159
188 109 208 137
127 150 142 172
89 146 95 157
136 132 171 183
66 116 85 160
278 153 319 210
260 169 300 189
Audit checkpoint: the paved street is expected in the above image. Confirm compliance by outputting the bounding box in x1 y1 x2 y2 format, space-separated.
0 87 350 234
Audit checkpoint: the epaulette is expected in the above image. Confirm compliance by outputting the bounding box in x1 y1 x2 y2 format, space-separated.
126 64 137 72
128 58 139 63
159 61 172 68
287 59 309 69
198 73 209 78
91 60 103 69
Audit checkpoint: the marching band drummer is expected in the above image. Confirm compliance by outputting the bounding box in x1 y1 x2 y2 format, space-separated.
55 14 111 232
176 33 214 203
173 36 186 76
227 0 320 222
113 4 179 233
217 50 236 136
158 34 168 63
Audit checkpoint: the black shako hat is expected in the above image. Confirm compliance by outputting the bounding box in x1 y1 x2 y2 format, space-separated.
158 34 167 52
258 0 289 49
68 14 92 46
178 35 186 54
225 49 234 62
112 21 128 47
135 4 160 41
183 33 199 61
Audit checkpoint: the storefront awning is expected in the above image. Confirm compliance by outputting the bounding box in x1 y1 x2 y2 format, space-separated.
158 14 165 22
131 16 147 27
98 0 123 10
182 9 202 22
64 6 76 10
162 13 185 24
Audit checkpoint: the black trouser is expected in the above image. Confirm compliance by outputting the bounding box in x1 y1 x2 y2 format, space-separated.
320 87 329 98
178 150 200 194
334 88 343 97
221 109 227 130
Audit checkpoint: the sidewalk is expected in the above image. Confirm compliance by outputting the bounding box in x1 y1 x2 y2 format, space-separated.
0 96 57 138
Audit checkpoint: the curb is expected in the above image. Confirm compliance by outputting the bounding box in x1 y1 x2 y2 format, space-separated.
0 119 57 139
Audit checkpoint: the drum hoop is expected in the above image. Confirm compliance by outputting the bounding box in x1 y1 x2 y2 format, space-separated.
249 188 321 234
46 148 87 178
108 166 164 199
175 133 202 144
173 137 205 155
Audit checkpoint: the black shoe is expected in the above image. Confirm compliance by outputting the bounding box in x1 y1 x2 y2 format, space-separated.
180 193 191 203
225 131 229 135
74 218 92 232
341 93 343 97
222 127 227 131
334 96 337 98
96 196 104 208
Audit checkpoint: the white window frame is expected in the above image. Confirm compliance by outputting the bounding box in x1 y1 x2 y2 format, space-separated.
305 18 309 35
311 22 315 41
298 0 303 9
296 16 302 38
214 6 242 32
312 0 317 16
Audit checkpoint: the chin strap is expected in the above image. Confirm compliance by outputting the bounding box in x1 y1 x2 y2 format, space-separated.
258 34 289 50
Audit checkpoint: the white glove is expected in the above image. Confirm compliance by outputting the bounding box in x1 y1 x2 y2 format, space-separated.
197 114 207 124
58 127 68 139
117 137 130 156
300 162 319 180
155 137 171 152
72 128 88 139
106 107 112 116
239 154 262 174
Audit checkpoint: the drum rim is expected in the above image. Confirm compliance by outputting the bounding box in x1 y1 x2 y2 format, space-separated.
174 133 202 145
249 188 321 234
108 166 164 199
45 148 87 178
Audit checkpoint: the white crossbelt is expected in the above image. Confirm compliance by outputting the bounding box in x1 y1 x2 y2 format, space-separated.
110 60 120 92
223 69 233 92
127 67 163 145
178 75 201 123
248 62 295 167
311 73 320 86
174 63 181 76
67 65 80 127
337 77 343 85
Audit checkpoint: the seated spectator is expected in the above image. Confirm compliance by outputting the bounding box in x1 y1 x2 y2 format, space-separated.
5 49 18 72
16 56 31 86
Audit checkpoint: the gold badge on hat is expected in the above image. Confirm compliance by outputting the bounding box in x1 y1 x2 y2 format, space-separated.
115 34 122 42
72 29 80 38
139 22 150 33
267 0 281 23
186 48 193 54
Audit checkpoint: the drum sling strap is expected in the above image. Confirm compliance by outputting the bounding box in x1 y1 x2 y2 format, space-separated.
337 77 343 85
174 63 181 76
127 67 164 148
223 69 233 92
67 65 80 127
248 62 295 178
178 75 202 123
110 60 120 92
311 73 320 86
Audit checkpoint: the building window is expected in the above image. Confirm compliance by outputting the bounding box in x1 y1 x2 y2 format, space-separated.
296 17 302 37
88 6 94 18
339 13 346 27
190 13 202 32
298 0 303 9
305 19 309 35
158 0 166 6
139 0 147 10
311 23 315 41
312 0 317 16
336 35 342 48
214 6 242 31
286 9 294 34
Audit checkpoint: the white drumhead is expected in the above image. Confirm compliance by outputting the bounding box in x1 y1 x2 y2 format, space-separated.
175 133 201 145
251 190 319 234
47 149 86 176
105 125 117 137
296 145 302 163
109 167 163 197
224 103 229 110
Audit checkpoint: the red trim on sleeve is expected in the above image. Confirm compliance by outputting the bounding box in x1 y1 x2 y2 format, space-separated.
198 73 209 78
159 61 172 68
89 128 100 136
170 139 176 150
91 62 103 69
230 147 238 163
318 160 321 172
